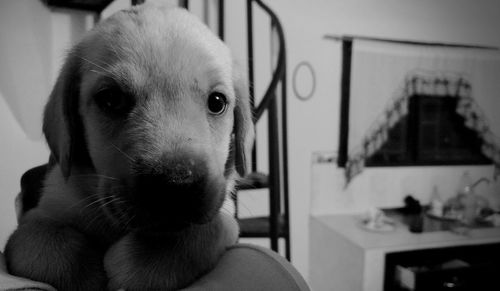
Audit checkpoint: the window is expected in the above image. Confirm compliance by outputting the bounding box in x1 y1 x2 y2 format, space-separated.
366 95 492 166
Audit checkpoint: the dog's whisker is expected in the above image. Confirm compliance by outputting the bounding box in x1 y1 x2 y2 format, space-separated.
78 56 115 76
106 205 126 228
83 209 102 228
124 207 136 226
235 200 254 217
81 195 118 212
103 200 134 230
234 177 254 186
100 33 125 58
84 196 124 228
99 198 118 209
125 215 136 230
62 178 125 213
71 174 120 181
80 198 108 212
109 143 135 163
105 41 121 59
219 207 234 217
114 205 128 221
85 209 111 231
89 69 105 75
101 195 126 211
65 193 103 211
234 180 257 190
120 207 136 230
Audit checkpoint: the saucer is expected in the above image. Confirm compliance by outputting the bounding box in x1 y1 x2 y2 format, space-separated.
359 219 396 232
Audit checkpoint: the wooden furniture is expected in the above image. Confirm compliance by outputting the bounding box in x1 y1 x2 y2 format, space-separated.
309 213 500 291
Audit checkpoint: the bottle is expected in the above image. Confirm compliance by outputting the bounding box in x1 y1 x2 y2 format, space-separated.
457 171 473 197
457 171 476 224
404 195 423 233
429 186 443 217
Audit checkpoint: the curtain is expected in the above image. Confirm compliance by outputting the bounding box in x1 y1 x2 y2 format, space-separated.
346 40 500 183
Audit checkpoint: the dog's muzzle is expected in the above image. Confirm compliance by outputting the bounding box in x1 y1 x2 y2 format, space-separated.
121 153 226 232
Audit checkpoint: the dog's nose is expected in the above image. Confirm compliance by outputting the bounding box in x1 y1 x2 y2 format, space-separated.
163 158 197 185
130 154 217 228
132 153 206 183
135 155 206 196
134 172 205 205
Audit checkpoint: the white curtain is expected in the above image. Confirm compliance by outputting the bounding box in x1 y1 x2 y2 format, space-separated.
346 40 500 182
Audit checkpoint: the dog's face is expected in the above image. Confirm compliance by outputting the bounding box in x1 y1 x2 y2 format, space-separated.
43 4 253 232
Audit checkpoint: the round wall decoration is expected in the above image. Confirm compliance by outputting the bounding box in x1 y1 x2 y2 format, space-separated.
292 61 316 101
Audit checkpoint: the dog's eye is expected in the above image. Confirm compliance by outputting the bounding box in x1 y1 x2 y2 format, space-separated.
207 92 227 115
94 88 133 116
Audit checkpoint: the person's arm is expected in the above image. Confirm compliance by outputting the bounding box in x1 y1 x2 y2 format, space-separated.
183 243 310 291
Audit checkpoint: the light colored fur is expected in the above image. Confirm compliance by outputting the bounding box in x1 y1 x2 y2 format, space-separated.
5 2 253 291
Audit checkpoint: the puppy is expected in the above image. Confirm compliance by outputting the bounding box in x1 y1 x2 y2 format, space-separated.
4 2 253 291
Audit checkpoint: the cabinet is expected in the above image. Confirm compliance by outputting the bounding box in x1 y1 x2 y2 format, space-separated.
309 214 500 291
385 243 500 290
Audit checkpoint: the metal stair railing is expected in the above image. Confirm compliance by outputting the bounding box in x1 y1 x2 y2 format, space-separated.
239 0 290 260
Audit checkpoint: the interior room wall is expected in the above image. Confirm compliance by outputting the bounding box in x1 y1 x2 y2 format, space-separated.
0 0 93 248
225 0 500 281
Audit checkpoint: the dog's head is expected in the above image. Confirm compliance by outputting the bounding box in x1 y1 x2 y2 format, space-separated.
43 3 253 232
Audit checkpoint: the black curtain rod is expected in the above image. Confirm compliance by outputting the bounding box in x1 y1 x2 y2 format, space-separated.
324 34 499 50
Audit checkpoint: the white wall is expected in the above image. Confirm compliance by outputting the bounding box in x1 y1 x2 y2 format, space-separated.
0 0 93 248
223 0 500 282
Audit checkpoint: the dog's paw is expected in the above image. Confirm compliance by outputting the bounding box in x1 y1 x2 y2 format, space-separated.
104 234 136 291
104 216 235 291
104 233 188 291
5 216 108 291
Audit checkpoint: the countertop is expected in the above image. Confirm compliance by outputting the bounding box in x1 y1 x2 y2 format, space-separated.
311 213 500 252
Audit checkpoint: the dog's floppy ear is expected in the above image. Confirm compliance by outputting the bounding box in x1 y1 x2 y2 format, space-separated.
43 47 88 178
232 66 255 177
